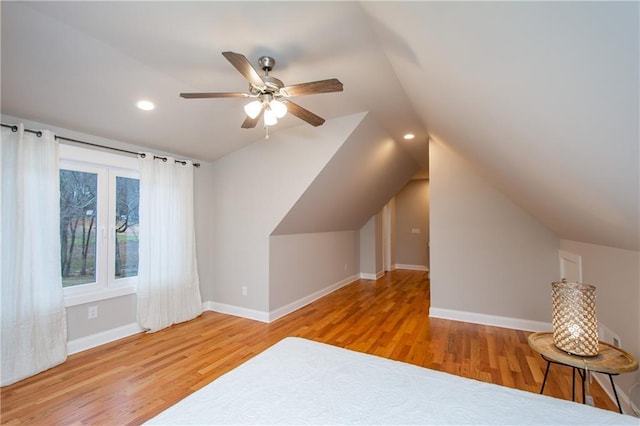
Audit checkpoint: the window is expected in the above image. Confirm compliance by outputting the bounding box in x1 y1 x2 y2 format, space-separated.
59 145 139 306
114 176 139 279
60 169 98 287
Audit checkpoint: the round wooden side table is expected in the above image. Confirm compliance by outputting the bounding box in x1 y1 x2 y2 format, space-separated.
528 331 638 414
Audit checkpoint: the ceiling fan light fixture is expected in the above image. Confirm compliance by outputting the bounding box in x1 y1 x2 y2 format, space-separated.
264 108 278 126
270 99 287 119
244 100 263 119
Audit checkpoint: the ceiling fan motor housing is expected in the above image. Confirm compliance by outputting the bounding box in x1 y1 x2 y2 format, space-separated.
258 56 276 72
247 56 284 95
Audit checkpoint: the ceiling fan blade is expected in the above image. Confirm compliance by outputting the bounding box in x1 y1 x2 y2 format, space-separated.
222 51 265 88
282 79 343 97
180 92 249 99
241 108 264 129
282 100 325 127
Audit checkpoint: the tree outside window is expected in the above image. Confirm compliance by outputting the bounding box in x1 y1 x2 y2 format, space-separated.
60 170 97 287
59 169 139 288
115 176 139 278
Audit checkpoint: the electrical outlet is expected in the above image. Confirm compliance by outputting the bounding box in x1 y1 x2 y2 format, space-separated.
241 286 247 296
88 305 98 320
599 323 621 348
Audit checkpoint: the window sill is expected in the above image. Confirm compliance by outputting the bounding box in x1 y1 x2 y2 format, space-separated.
64 285 136 307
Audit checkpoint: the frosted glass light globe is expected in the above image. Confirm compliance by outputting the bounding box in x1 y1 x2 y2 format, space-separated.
244 100 263 119
269 100 287 119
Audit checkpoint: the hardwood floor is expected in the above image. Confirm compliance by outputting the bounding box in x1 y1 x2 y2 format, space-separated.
1 270 618 424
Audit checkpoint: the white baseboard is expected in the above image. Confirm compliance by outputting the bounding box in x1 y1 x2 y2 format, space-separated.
204 301 269 323
268 274 360 322
204 275 360 324
360 271 385 280
67 322 144 355
429 307 551 332
394 264 429 272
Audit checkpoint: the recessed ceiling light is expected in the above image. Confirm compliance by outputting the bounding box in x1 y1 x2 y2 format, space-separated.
403 133 415 140
136 100 155 111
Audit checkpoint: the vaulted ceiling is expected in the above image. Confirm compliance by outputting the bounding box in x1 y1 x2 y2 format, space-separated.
2 2 638 250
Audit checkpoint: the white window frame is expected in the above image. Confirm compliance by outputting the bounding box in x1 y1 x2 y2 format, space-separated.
59 145 139 307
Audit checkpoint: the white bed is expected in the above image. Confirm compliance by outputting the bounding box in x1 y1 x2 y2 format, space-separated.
146 337 638 425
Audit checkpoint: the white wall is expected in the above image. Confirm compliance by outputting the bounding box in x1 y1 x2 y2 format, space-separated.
359 213 383 279
206 114 364 314
193 162 216 303
374 212 383 275
394 179 429 270
559 239 640 408
65 295 137 341
390 198 397 269
269 231 359 316
429 138 560 325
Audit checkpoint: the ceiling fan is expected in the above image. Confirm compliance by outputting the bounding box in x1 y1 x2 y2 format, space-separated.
180 51 343 131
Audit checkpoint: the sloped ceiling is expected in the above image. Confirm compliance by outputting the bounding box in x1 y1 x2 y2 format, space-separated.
362 2 639 250
273 113 420 235
2 2 638 250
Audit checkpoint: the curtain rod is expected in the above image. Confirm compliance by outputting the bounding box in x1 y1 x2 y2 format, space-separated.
1 123 201 167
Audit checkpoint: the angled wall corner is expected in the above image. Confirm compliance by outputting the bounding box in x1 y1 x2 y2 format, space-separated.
206 113 366 312
272 112 421 235
267 113 420 314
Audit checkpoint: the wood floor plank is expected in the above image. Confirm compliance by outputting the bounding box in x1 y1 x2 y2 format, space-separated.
0 270 620 424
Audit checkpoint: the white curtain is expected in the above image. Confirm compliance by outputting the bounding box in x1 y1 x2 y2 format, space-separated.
137 154 202 332
1 124 67 386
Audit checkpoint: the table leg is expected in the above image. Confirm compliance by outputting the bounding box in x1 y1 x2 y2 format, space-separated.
571 367 576 401
540 360 551 394
609 375 623 414
581 368 585 404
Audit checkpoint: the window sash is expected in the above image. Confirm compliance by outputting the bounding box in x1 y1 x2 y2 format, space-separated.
59 145 139 306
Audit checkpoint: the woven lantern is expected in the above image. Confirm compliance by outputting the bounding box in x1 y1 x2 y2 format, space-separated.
551 279 599 356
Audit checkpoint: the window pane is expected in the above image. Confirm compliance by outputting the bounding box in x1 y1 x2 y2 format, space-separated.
60 170 97 287
115 176 139 279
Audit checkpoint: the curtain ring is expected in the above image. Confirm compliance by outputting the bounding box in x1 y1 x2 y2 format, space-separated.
11 125 18 132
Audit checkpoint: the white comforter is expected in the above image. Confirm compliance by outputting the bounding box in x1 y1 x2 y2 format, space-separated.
146 337 638 425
